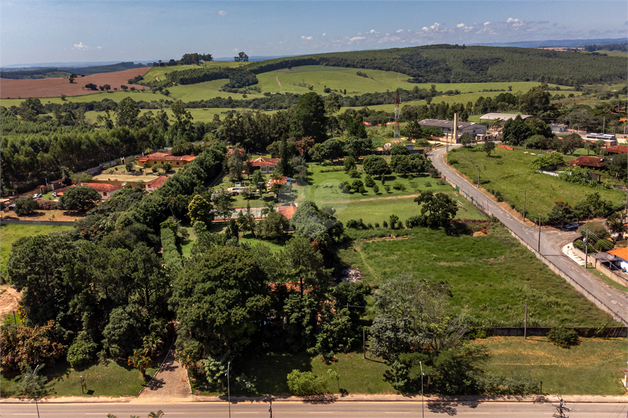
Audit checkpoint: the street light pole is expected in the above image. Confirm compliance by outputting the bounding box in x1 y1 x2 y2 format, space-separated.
227 361 231 418
419 361 424 418
32 364 41 418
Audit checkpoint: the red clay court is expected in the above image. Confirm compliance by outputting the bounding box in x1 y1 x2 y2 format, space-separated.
0 67 151 98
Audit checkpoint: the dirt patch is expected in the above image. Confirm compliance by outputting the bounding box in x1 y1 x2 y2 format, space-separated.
1 68 151 98
359 234 411 243
1 209 84 223
0 286 21 317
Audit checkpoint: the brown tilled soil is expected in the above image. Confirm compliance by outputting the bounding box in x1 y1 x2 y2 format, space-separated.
0 286 21 317
0 67 151 98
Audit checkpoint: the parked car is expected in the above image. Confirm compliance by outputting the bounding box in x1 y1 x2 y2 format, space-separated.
565 222 579 231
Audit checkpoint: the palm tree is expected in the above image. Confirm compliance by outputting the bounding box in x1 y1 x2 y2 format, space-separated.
148 411 164 418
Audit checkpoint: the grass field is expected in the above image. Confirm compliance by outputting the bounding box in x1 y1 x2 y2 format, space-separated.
0 224 74 277
339 224 616 327
0 360 157 398
476 336 627 395
449 145 626 219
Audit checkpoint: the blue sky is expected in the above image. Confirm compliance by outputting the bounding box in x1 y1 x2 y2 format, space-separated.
1 0 626 66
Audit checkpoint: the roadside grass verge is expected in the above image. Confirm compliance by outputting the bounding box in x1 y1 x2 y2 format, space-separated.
475 336 627 395
585 266 627 292
1 224 73 277
0 360 157 398
449 145 625 220
339 224 616 327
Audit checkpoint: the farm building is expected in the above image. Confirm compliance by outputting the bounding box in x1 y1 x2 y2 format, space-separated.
418 119 487 141
565 156 604 182
137 151 196 167
479 113 534 123
248 157 279 174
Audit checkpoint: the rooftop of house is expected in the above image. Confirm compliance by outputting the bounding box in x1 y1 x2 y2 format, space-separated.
145 176 168 189
479 113 534 121
606 145 628 154
565 156 604 168
137 151 196 162
249 157 280 167
418 119 484 129
608 247 628 261
277 203 297 220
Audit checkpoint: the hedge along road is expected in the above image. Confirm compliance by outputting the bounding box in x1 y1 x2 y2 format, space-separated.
429 145 628 326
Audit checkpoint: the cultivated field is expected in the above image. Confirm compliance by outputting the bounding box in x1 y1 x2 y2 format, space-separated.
0 67 150 99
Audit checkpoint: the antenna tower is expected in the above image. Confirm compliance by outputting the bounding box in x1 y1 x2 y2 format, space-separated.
394 89 400 143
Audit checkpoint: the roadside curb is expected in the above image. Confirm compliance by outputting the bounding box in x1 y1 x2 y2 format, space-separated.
3 394 626 404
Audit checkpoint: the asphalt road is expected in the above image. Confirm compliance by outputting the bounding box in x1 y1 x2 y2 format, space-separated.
429 145 628 325
2 401 627 418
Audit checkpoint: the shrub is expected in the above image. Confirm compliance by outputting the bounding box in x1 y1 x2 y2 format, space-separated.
405 215 424 228
374 222 380 228
389 214 400 229
383 221 388 228
384 185 391 193
346 219 367 229
425 181 432 187
67 331 98 369
351 179 364 192
364 175 375 187
373 184 380 194
392 181 403 190
286 370 326 396
574 240 595 253
547 326 579 348
15 197 37 216
594 239 614 252
348 169 361 178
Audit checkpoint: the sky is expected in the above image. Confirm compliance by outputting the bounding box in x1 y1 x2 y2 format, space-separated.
1 0 626 66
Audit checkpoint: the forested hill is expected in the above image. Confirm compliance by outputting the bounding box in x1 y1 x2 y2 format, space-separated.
245 44 626 86
0 62 146 79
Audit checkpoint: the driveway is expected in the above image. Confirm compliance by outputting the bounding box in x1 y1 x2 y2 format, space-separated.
429 145 628 325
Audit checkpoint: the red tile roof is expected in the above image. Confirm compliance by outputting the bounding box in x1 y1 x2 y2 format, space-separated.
277 204 297 220
137 152 196 163
249 157 279 167
606 146 628 154
565 156 604 168
608 247 628 261
269 176 288 187
145 176 168 189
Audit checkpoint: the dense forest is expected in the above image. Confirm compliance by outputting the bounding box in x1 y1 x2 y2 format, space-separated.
245 44 626 86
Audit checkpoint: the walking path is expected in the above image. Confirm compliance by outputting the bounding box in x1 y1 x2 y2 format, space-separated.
134 349 191 403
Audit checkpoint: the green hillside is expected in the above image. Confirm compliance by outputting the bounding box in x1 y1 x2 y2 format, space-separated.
245 44 626 86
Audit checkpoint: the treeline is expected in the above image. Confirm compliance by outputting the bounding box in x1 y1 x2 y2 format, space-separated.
151 53 214 68
162 67 258 88
582 42 627 53
245 44 626 85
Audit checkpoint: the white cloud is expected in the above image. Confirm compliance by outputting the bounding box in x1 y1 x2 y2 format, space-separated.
218 10 227 16
72 42 88 50
370 29 380 34
322 33 326 37
97 46 102 49
457 23 465 28
507 17 524 27
396 29 404 33
301 36 313 41
422 27 429 32
349 36 366 42
484 21 490 26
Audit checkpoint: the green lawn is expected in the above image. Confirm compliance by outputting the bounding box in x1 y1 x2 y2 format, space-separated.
339 224 616 327
449 145 626 219
1 360 157 398
192 352 394 396
1 224 74 278
476 336 627 395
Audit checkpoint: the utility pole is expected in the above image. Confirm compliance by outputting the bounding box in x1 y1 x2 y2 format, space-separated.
477 166 481 188
419 361 424 418
522 191 526 221
585 229 589 268
537 215 541 253
524 302 528 340
32 364 41 418
227 361 231 418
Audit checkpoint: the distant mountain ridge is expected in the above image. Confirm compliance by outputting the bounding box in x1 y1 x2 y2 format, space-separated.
0 62 149 80
475 38 626 48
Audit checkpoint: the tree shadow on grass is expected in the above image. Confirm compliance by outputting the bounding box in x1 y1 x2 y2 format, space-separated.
242 352 312 395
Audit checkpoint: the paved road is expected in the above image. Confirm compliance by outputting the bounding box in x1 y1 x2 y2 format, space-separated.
2 401 627 418
429 145 628 325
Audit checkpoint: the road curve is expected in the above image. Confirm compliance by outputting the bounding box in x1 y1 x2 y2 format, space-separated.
2 400 626 418
429 145 628 325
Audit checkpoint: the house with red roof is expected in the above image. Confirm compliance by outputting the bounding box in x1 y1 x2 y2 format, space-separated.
248 157 279 174
607 247 628 271
565 156 604 168
144 176 168 192
137 151 196 168
55 182 123 200
606 146 628 155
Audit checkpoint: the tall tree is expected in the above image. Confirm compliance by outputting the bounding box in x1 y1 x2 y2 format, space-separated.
290 92 328 143
116 97 140 128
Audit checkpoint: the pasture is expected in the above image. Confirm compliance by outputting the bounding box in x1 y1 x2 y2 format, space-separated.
338 224 616 327
449 145 626 220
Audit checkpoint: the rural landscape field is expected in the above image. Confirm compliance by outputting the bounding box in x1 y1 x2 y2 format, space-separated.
1 1 628 416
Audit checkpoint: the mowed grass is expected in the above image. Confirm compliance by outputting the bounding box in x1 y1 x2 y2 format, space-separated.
0 360 157 398
475 336 627 395
339 224 616 327
0 224 73 277
449 145 626 218
139 60 245 85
